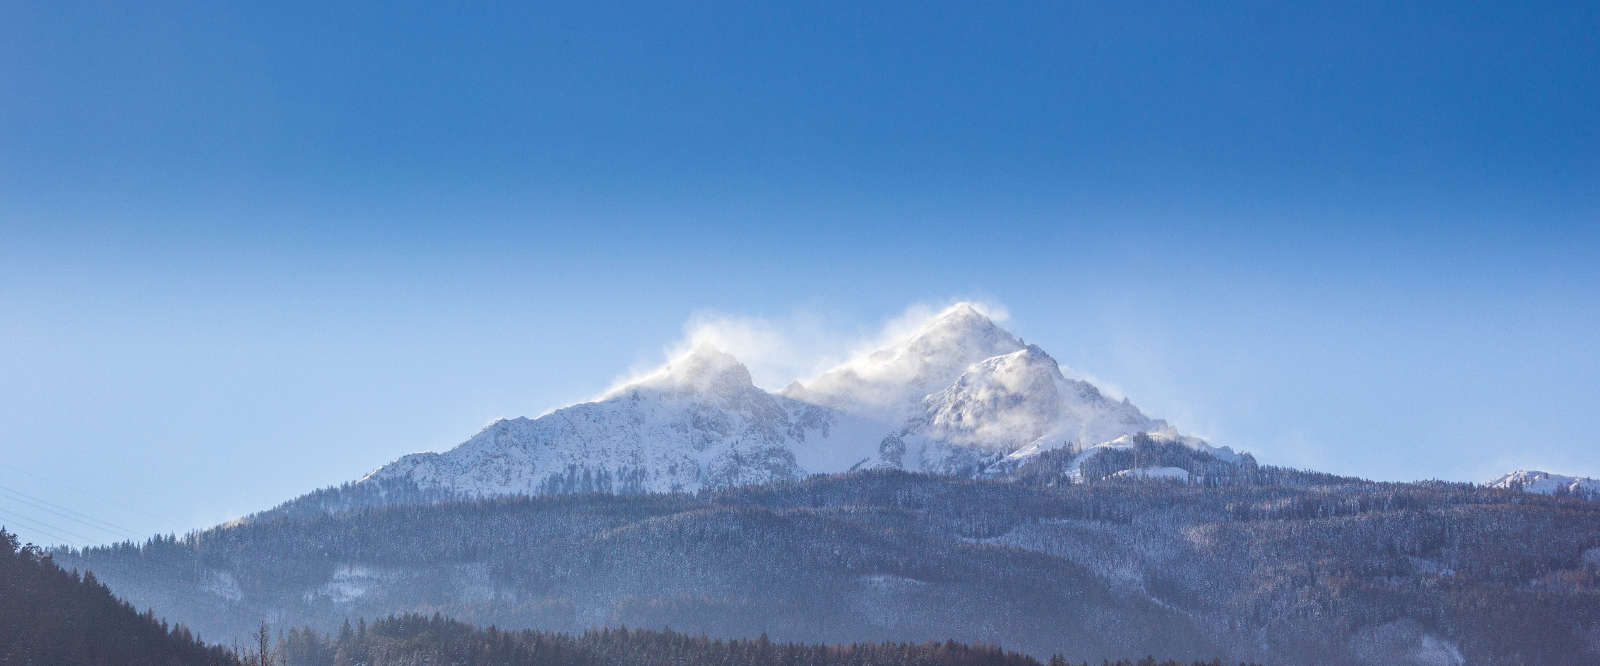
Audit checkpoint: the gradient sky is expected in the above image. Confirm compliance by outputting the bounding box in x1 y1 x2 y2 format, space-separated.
2 1 1597 547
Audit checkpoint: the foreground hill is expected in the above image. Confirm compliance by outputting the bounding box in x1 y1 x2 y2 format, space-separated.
59 472 1600 664
0 528 236 665
275 612 1092 666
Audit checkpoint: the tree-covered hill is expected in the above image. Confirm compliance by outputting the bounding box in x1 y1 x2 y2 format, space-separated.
274 612 1245 666
0 527 237 665
56 471 1600 664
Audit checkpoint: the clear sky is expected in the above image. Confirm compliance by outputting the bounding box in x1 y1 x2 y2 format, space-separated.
2 1 1596 546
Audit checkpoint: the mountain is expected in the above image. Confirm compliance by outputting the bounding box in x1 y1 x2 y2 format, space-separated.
360 345 887 498
48 304 1600 664
916 345 1157 451
56 291 1280 659
898 345 1181 475
1487 469 1600 498
782 303 1026 424
278 303 1243 516
790 305 1237 479
304 305 1243 510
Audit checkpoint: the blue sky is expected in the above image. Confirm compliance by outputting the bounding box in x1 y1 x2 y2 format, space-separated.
2 1 1596 546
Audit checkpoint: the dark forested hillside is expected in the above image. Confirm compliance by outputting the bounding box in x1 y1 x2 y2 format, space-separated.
0 528 237 665
56 471 1600 665
274 612 1093 666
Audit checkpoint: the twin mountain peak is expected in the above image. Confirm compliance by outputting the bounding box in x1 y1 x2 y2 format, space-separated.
351 303 1242 502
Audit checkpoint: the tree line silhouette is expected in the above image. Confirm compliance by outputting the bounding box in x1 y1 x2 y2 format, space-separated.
268 612 1251 666
0 527 237 664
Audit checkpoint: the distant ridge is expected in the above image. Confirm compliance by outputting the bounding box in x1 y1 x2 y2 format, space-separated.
1487 469 1600 497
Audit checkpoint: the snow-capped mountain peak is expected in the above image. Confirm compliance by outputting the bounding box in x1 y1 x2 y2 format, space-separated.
1487 470 1600 497
785 303 1025 423
892 303 1022 368
918 345 1066 450
315 303 1249 510
915 343 1161 454
607 344 755 401
358 344 885 499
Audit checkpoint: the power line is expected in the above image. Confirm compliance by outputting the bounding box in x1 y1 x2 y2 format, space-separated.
0 507 127 546
0 507 96 546
0 483 137 532
0 484 141 541
0 517 77 547
0 501 113 543
0 506 99 543
0 461 169 523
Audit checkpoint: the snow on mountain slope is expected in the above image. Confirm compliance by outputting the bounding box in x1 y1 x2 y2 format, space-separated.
1044 429 1243 483
784 303 1025 424
362 345 890 497
345 302 1242 503
913 345 1161 453
1487 470 1600 497
1112 466 1190 482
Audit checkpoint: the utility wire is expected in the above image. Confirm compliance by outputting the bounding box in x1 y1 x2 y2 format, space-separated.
0 485 141 541
0 461 169 523
0 507 96 546
0 482 137 532
0 518 77 547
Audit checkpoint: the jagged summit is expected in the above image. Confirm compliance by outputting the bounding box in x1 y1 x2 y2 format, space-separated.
359 343 872 498
993 344 1061 373
308 302 1243 508
1488 469 1600 497
607 344 755 400
904 303 1020 359
912 343 1161 454
785 303 1025 423
925 301 997 330
916 345 1074 450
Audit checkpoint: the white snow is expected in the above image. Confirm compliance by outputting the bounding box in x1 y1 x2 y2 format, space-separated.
303 564 391 604
1057 429 1239 483
859 574 927 591
351 303 1239 502
1112 466 1190 482
784 303 1025 425
201 570 242 602
1352 619 1465 666
914 345 1163 454
1486 470 1600 497
1412 634 1466 666
363 345 896 497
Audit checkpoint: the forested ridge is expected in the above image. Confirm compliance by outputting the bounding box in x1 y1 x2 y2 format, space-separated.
55 469 1600 664
271 612 1249 666
0 522 1250 665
